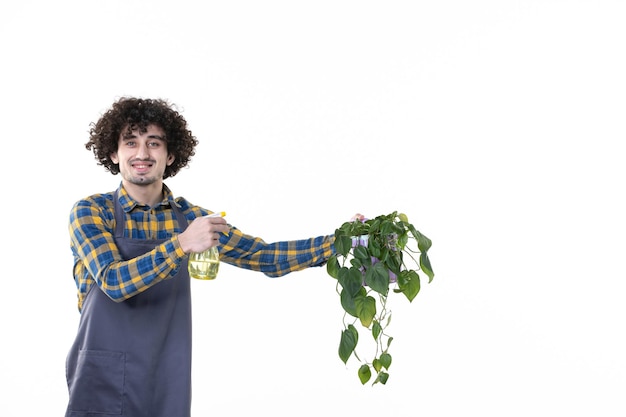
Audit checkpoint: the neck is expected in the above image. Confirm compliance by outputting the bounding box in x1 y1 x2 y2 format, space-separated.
122 180 164 207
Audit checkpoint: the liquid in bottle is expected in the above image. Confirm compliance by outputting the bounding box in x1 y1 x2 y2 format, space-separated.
188 211 226 280
189 246 220 280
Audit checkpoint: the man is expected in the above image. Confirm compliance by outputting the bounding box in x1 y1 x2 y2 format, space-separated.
65 97 348 417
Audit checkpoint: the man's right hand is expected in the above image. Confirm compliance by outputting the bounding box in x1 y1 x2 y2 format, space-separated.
178 216 230 254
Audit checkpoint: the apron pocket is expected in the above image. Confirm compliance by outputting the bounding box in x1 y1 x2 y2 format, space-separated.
68 349 126 415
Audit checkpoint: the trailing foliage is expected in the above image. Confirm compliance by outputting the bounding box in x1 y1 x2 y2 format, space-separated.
327 212 434 385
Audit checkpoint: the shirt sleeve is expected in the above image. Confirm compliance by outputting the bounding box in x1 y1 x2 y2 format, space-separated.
218 227 336 277
69 197 186 303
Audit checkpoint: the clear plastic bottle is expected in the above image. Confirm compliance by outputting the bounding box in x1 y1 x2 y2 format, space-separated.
188 211 225 280
188 246 220 280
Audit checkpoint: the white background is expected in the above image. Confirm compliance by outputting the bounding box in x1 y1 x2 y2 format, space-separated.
1 1 624 416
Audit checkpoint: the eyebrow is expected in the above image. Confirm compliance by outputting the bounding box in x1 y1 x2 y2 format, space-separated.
148 134 166 141
121 133 167 141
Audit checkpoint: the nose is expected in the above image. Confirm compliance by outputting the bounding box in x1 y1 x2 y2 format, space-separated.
136 141 150 159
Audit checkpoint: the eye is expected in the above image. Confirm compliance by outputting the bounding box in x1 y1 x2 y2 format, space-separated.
148 141 162 148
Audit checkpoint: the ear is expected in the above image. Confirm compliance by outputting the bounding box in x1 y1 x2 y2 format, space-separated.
167 153 175 166
110 152 119 164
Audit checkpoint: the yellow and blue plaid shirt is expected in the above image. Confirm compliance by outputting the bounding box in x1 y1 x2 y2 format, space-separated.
69 184 335 312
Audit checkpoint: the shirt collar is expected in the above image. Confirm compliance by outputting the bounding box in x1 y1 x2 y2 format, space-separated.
117 183 181 213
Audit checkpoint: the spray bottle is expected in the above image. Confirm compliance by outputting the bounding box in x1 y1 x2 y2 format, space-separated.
188 211 226 280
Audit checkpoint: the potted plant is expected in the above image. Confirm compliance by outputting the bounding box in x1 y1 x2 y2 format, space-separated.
326 211 435 385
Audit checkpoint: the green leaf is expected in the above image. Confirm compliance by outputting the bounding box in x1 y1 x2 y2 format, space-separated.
355 294 376 328
369 219 381 234
339 219 369 238
372 358 382 373
335 234 352 256
375 371 389 385
348 323 359 338
377 247 389 264
372 320 382 340
397 232 409 250
397 270 421 302
358 365 372 384
385 251 402 275
420 252 435 283
369 237 382 258
349 257 363 270
340 288 356 317
353 255 372 270
337 266 348 289
347 267 365 296
326 255 339 279
365 263 390 296
338 267 363 297
412 228 432 253
353 244 370 261
379 353 392 370
338 325 359 364
381 220 394 236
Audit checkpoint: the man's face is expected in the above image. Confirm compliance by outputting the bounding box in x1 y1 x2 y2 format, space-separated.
110 124 175 187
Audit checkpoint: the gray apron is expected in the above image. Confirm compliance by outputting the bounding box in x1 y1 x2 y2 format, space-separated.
66 191 192 417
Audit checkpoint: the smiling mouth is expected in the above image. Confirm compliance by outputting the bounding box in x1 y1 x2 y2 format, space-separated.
131 160 154 172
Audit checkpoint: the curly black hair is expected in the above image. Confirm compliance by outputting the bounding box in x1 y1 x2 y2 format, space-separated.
85 97 199 179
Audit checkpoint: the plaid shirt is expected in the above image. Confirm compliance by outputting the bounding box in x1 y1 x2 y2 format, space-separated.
69 184 335 312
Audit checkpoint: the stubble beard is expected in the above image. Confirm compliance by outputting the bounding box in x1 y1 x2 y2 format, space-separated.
124 173 159 186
